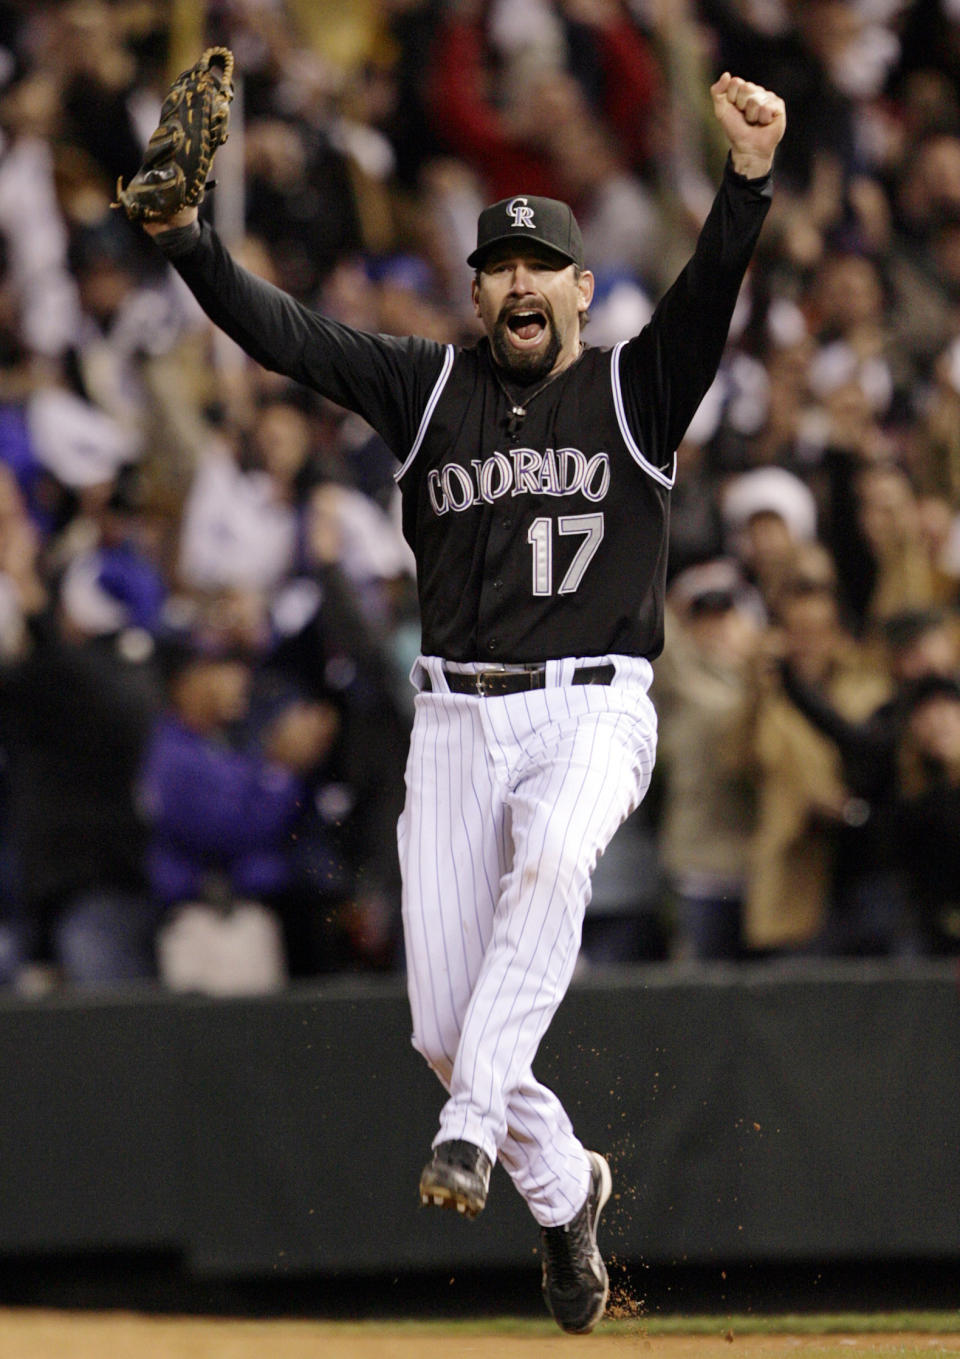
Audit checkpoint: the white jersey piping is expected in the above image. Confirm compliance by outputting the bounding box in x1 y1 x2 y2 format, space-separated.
611 340 677 490
395 343 456 482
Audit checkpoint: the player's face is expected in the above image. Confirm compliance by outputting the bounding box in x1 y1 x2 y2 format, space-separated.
472 245 594 382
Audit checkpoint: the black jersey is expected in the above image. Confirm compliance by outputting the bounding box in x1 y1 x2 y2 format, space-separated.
396 341 672 661
163 161 771 662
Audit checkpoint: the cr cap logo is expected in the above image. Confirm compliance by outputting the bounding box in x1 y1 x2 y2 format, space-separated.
507 197 535 229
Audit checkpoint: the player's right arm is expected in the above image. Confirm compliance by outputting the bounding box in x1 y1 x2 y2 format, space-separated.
143 209 447 459
614 75 785 474
618 158 773 467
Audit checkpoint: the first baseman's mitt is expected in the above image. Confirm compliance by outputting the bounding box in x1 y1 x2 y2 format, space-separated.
113 46 235 223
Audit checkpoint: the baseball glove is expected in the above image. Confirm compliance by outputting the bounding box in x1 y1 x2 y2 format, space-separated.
113 47 235 223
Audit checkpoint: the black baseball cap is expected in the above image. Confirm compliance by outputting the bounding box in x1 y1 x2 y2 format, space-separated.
467 195 584 271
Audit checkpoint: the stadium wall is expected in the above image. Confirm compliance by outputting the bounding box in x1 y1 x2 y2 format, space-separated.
0 961 957 1281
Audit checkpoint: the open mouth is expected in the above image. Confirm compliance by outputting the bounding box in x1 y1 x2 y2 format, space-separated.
505 309 547 345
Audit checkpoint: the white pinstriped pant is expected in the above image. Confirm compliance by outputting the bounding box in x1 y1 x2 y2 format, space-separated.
398 654 657 1228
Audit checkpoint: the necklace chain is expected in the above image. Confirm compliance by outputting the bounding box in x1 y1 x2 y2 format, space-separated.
490 346 583 436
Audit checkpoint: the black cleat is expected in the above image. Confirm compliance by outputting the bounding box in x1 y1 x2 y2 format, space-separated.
419 1139 492 1218
540 1150 612 1334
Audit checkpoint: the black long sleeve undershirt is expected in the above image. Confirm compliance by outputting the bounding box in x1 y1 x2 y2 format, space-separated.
618 158 773 471
157 159 771 475
159 221 447 460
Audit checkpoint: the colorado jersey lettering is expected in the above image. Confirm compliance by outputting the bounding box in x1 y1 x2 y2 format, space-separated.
425 447 610 514
397 342 673 664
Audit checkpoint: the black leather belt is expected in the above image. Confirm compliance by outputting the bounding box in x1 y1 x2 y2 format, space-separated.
426 663 616 697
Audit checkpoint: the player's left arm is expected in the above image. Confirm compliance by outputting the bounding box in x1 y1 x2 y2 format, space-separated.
616 75 785 472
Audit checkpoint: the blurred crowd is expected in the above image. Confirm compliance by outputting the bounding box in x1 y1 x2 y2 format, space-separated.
0 0 958 993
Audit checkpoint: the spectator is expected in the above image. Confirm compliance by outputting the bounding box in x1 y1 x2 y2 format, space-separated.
779 606 960 838
141 639 341 986
721 464 820 615
654 560 762 959
894 674 960 954
804 250 895 427
42 0 147 209
263 545 412 966
66 218 184 439
820 436 958 634
911 333 960 510
701 0 861 194
0 70 79 360
745 582 890 955
0 486 161 989
243 117 364 301
666 435 726 579
854 461 956 624
425 0 661 202
177 393 318 596
775 605 960 957
887 132 960 381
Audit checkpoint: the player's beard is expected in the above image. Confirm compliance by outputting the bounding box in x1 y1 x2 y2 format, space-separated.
490 307 562 384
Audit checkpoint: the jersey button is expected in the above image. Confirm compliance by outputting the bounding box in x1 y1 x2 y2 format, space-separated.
487 639 498 653
494 578 503 591
500 516 512 529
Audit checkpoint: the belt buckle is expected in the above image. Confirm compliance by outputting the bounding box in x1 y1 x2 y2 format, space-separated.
473 662 510 696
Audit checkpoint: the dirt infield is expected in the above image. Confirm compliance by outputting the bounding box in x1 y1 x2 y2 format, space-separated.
2 1312 960 1359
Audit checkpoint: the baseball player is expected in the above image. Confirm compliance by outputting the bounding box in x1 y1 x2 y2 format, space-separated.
130 67 785 1333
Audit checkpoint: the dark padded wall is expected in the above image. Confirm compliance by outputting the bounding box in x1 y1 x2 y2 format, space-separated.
0 962 956 1277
